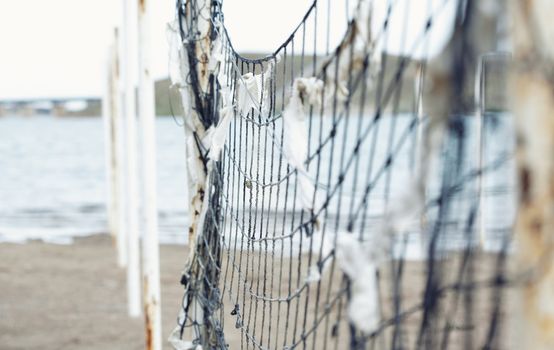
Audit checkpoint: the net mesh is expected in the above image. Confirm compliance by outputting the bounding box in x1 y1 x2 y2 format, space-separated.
169 0 515 349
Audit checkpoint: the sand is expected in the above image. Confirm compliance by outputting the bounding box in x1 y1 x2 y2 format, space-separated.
0 234 514 350
0 234 186 350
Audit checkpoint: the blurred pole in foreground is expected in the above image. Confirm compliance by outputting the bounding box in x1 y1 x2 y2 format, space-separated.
122 0 142 318
511 0 554 348
137 0 162 348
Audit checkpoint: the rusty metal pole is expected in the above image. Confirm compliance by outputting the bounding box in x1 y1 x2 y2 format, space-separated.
137 0 162 348
510 1 554 348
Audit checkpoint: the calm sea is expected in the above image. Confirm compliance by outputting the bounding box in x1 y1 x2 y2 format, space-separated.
0 115 189 244
0 113 516 252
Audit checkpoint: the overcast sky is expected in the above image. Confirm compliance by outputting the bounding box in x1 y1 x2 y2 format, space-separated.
0 0 321 100
0 0 171 100
0 0 455 100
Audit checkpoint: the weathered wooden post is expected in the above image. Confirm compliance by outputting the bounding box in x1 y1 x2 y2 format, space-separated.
122 0 141 318
137 0 162 348
184 0 216 344
510 1 554 348
173 0 226 346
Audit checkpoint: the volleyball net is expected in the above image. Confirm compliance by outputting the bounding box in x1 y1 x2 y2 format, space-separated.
167 0 515 348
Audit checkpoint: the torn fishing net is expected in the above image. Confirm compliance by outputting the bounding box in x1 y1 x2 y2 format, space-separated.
169 0 515 349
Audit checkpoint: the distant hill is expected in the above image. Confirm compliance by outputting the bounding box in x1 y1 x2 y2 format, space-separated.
155 78 184 117
61 50 509 118
48 78 183 117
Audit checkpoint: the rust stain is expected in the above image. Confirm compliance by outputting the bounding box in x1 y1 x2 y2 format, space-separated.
497 0 554 348
527 282 554 340
139 0 146 14
143 277 153 349
145 311 153 349
521 0 533 18
520 167 532 204
531 217 543 234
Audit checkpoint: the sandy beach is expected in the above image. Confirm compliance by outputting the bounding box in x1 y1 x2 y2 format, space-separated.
0 233 514 350
0 234 187 350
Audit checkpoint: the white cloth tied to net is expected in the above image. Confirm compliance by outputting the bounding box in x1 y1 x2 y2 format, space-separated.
283 77 324 211
336 233 387 335
236 58 277 119
207 87 234 161
168 326 203 350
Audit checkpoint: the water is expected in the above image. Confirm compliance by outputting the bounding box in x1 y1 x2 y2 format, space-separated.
222 111 517 256
0 113 516 251
0 115 189 244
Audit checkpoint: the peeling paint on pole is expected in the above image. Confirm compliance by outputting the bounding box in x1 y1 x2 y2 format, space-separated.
169 0 227 346
510 0 554 348
186 1 216 345
122 0 141 318
138 0 162 348
108 29 123 261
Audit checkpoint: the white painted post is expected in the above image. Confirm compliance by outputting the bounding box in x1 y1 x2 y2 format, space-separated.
137 0 162 348
116 26 129 269
110 28 127 267
103 45 116 239
122 0 142 318
105 30 127 266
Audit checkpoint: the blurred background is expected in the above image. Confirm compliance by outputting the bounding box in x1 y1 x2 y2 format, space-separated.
0 1 353 349
0 0 341 245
